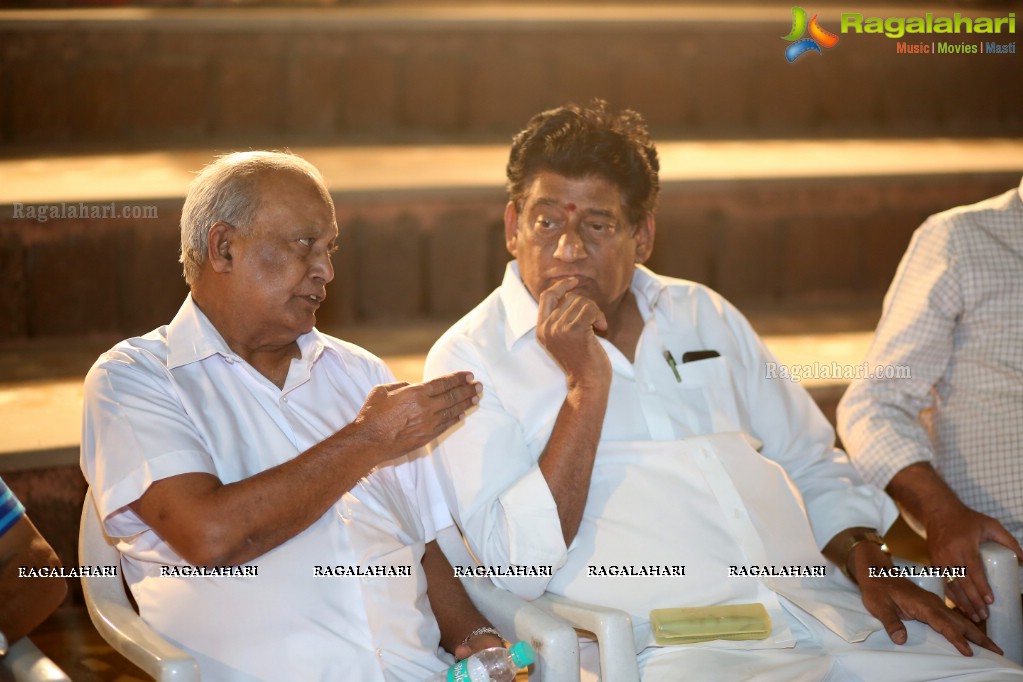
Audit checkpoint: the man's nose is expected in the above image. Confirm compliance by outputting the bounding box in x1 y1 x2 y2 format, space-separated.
553 225 586 261
313 251 335 284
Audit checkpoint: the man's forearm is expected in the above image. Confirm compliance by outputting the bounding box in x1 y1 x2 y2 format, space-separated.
0 518 68 641
886 462 964 525
422 540 502 656
133 373 481 567
538 381 609 546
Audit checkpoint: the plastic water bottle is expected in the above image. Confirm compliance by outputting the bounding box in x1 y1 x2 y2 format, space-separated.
427 641 534 682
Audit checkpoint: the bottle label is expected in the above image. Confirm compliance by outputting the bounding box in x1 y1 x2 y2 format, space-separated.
447 660 471 682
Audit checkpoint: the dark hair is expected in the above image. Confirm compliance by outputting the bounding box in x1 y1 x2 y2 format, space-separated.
506 99 660 226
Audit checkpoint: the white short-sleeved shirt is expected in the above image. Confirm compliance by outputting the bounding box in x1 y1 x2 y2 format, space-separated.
426 263 898 650
81 296 452 682
839 180 1023 554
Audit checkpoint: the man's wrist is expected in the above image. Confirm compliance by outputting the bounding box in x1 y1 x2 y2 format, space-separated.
460 626 503 648
845 532 893 583
886 462 963 523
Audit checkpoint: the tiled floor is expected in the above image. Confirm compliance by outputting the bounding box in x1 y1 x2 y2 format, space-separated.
28 608 148 682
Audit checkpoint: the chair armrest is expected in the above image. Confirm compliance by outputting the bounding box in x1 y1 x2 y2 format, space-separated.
981 542 1022 665
1 638 71 682
81 580 200 682
79 491 200 682
435 526 581 680
533 593 640 682
459 576 581 682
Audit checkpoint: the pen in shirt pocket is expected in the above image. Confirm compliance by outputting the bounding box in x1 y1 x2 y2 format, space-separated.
664 349 722 383
663 351 682 382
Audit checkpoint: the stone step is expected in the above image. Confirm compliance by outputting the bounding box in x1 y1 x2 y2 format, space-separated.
1 3 1019 152
2 139 1020 342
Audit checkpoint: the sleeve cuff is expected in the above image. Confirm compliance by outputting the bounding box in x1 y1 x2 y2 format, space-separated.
806 485 900 549
99 448 218 537
499 465 569 569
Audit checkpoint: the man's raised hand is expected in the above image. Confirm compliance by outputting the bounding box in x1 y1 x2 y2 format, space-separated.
536 277 611 388
350 372 481 461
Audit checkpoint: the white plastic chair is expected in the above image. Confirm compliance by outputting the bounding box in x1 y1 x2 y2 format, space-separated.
436 526 640 681
0 638 71 682
81 489 617 681
78 490 200 682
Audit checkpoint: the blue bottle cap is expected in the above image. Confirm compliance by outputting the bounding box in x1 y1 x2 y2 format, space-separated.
508 641 535 667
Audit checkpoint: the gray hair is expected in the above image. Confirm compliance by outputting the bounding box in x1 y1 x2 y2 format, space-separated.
179 151 328 286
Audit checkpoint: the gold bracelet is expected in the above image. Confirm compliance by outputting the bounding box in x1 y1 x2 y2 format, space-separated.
841 530 890 580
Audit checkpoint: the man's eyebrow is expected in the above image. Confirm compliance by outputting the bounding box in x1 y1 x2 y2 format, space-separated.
533 199 615 215
580 208 616 218
534 198 563 208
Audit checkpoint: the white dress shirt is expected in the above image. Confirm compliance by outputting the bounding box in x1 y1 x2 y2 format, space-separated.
426 263 898 651
838 179 1023 552
81 296 452 682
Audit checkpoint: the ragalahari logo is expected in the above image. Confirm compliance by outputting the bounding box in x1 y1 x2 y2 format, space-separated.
783 7 840 62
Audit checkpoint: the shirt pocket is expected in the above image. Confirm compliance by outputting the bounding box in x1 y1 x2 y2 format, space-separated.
674 356 745 435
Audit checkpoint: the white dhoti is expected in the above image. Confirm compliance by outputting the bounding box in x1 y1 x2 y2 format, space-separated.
562 435 1023 681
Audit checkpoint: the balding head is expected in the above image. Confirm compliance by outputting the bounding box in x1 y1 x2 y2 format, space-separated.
179 151 330 286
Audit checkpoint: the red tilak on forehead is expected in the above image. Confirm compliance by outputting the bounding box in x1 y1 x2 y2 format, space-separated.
565 202 577 212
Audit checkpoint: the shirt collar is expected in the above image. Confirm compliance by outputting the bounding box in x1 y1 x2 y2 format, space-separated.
166 295 328 370
498 261 668 350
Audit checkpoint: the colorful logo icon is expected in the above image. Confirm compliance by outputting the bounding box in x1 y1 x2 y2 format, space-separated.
783 7 839 62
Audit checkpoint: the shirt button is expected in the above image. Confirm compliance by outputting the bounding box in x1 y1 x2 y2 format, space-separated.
225 356 236 365
282 396 289 403
376 648 383 657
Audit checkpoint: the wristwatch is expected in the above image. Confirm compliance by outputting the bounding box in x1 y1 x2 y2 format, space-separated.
841 530 890 580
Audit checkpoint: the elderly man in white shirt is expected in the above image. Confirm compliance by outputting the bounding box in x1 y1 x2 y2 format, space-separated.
81 151 503 681
425 101 1023 680
838 180 1023 623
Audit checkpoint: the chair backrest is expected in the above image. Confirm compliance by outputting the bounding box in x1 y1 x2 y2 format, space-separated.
79 489 200 682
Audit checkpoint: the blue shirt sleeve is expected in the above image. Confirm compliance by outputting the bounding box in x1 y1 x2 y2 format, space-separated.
0 477 26 536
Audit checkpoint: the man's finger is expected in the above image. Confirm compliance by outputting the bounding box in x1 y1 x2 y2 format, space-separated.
955 553 991 620
874 602 908 645
424 372 475 397
438 390 481 418
964 626 1003 656
945 578 983 622
911 597 991 657
987 525 1023 562
538 277 578 320
563 294 608 333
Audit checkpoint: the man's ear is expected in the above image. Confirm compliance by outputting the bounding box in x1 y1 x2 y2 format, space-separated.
633 212 656 264
503 201 521 257
207 221 236 273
